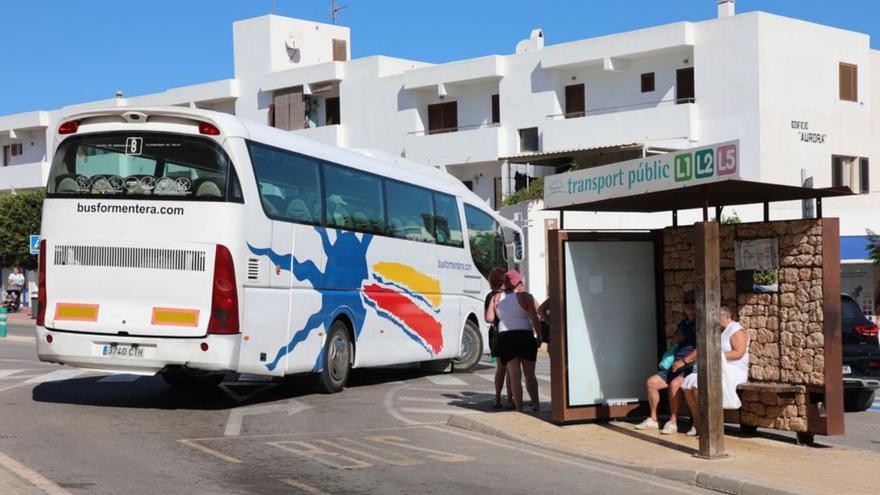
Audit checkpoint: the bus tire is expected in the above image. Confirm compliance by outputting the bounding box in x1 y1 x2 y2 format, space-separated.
160 369 224 388
309 320 352 394
450 319 482 372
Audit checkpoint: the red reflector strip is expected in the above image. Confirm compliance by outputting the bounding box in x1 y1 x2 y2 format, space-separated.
855 325 879 336
151 308 200 327
54 303 99 322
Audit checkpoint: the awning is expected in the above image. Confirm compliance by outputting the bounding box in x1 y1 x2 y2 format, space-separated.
501 143 643 166
543 179 853 213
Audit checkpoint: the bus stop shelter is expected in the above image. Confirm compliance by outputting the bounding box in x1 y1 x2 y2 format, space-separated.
541 141 852 458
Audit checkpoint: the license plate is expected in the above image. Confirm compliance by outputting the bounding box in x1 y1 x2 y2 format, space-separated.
842 365 852 375
102 344 144 359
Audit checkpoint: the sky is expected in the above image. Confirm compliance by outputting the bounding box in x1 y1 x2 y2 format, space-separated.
1 0 878 115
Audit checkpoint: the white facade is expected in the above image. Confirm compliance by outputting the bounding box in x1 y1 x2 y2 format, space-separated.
2 7 879 301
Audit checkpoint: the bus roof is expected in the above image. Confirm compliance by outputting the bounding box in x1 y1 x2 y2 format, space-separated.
58 106 506 220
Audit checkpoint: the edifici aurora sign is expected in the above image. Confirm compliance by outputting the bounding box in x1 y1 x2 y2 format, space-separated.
543 140 739 209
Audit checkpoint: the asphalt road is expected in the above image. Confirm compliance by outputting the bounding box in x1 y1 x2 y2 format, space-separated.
0 321 717 495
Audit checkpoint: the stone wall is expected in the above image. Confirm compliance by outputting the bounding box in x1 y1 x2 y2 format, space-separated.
661 219 825 432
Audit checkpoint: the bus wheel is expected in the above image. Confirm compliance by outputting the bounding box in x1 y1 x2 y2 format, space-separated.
310 320 352 394
450 319 482 372
161 369 224 388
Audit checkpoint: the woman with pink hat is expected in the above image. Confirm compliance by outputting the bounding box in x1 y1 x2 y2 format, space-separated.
485 269 542 412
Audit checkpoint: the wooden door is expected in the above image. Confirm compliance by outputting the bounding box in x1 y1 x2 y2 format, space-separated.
565 84 585 118
676 68 695 103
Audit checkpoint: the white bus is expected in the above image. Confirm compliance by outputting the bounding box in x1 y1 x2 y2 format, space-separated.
36 107 523 392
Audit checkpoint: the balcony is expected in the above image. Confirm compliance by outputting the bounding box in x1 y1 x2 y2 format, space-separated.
405 124 502 166
291 124 344 147
0 161 47 191
541 99 696 152
403 56 505 90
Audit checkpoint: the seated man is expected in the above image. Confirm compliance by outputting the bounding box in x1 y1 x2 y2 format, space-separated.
635 290 697 434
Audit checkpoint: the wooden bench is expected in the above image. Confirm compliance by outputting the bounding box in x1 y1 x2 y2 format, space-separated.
728 383 813 444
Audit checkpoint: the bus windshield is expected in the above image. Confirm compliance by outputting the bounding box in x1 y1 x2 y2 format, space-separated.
47 132 232 200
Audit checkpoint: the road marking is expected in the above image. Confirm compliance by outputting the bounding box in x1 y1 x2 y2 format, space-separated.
2 335 35 344
176 439 242 464
475 373 497 382
424 374 468 386
225 400 310 437
281 478 329 495
398 396 460 404
400 407 483 415
365 435 472 463
97 374 141 383
316 438 421 466
269 441 372 470
384 384 423 425
23 369 86 384
0 451 73 495
430 426 704 494
0 369 27 378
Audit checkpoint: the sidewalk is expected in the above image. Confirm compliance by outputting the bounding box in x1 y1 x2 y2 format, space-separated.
449 411 880 495
3 311 35 325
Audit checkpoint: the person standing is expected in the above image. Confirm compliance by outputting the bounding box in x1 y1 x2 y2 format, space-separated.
485 270 542 412
484 267 511 409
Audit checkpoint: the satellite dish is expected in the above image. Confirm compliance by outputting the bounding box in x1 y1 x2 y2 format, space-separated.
285 31 304 51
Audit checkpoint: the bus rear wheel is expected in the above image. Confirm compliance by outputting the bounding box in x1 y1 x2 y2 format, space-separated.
450 319 482 372
309 320 352 394
161 369 224 388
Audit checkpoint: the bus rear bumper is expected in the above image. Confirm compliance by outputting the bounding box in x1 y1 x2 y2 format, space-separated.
35 326 240 375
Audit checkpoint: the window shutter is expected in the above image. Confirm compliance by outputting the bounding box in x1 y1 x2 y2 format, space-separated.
273 89 291 130
831 156 843 187
641 73 655 93
290 85 306 130
839 63 858 102
859 157 869 193
332 39 348 62
444 101 458 132
491 94 500 124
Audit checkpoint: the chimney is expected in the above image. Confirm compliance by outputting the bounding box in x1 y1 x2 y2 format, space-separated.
717 0 735 18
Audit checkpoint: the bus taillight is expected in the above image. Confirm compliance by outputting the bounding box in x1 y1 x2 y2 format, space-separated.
37 240 47 326
207 245 239 335
58 120 80 135
198 122 221 136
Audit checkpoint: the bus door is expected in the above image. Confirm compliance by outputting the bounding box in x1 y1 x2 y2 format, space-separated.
239 220 293 376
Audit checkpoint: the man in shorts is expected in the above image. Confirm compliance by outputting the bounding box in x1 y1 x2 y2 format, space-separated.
635 290 697 434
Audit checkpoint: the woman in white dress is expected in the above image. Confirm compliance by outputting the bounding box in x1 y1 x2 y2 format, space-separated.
681 306 749 436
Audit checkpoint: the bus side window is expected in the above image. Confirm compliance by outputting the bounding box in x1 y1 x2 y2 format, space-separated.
323 164 386 235
386 180 436 243
433 192 464 248
247 142 322 225
464 204 505 278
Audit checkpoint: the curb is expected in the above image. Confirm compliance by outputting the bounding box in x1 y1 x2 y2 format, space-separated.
446 414 805 495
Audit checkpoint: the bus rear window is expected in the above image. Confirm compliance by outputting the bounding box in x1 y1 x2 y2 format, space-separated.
47 132 232 200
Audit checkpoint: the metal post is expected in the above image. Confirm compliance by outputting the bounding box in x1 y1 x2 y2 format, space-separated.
816 197 823 219
702 199 709 222
763 202 770 222
672 210 678 227
694 221 726 459
559 210 565 230
714 206 722 222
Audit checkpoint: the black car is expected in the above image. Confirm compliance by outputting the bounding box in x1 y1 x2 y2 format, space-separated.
842 294 880 412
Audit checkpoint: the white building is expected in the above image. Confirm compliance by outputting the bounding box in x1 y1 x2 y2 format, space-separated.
1 1 878 311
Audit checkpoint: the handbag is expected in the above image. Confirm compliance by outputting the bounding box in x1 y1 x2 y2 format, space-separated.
488 323 499 356
658 343 679 371
540 321 551 344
